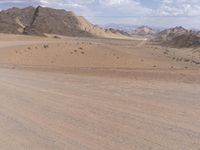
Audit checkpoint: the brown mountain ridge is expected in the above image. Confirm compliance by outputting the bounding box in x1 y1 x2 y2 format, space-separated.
0 6 126 38
154 26 200 48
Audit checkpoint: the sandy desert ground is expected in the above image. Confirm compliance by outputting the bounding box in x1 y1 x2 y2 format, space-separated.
0 34 200 150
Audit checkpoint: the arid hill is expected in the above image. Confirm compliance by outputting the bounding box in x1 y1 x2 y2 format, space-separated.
130 26 156 36
154 26 200 48
105 28 131 37
0 6 35 34
0 6 126 38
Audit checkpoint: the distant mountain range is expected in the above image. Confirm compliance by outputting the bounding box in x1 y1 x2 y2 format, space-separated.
129 26 157 36
102 24 140 32
102 24 164 32
102 24 164 37
104 24 200 47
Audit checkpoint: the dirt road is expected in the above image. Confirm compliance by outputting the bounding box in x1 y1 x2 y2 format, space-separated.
0 68 200 150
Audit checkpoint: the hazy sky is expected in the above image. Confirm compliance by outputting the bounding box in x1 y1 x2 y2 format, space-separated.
0 0 200 29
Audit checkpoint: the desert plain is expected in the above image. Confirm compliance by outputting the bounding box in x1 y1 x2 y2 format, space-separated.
0 33 200 150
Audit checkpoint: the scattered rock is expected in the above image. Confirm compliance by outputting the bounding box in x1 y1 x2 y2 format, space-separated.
43 44 49 48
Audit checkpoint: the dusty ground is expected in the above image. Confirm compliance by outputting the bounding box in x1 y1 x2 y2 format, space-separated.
0 34 200 150
0 34 197 69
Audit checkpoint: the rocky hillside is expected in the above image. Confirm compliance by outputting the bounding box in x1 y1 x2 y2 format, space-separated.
130 26 156 36
154 26 200 48
0 6 35 34
105 28 130 37
0 6 126 38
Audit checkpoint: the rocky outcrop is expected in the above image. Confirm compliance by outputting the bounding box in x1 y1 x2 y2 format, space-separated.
0 6 35 34
154 26 200 48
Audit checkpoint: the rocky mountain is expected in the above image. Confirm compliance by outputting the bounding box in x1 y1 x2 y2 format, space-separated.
154 26 200 48
105 28 130 37
0 6 126 38
0 6 35 34
130 26 156 36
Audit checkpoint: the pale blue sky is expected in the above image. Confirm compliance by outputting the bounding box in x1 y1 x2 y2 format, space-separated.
0 0 200 29
140 0 161 9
